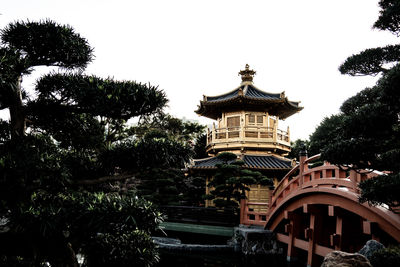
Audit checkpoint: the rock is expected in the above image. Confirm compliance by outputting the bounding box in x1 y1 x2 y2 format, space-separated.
233 226 281 255
358 239 385 260
321 251 372 267
0 216 10 233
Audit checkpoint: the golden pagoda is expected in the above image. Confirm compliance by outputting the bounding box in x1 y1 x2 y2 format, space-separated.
190 64 303 222
196 64 302 156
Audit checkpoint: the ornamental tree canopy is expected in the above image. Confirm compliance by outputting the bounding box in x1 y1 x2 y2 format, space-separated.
0 20 185 267
206 152 273 208
339 0 400 76
310 0 400 207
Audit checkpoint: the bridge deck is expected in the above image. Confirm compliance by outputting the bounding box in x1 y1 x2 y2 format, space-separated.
160 222 235 237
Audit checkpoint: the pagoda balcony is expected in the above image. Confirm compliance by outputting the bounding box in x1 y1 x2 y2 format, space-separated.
206 125 291 155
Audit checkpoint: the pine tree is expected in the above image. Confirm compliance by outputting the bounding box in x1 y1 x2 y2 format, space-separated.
309 0 400 207
206 152 272 208
0 20 182 266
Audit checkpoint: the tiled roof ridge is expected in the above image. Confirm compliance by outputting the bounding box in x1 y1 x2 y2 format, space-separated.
204 83 284 103
205 85 242 101
245 84 282 99
191 154 292 169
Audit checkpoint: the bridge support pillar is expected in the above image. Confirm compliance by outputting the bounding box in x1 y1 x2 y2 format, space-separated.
285 210 301 263
329 206 343 250
303 204 322 267
363 220 380 242
305 214 316 267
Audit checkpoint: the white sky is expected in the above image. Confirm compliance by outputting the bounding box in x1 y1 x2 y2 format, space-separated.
1 0 397 140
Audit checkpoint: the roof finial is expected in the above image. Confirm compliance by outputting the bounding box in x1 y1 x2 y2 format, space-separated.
238 64 256 83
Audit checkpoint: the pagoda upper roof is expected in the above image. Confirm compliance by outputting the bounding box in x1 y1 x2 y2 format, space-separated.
207 83 281 102
195 82 303 120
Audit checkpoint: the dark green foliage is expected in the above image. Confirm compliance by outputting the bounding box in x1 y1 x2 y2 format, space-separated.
359 173 400 207
317 65 400 173
339 45 400 76
206 152 272 208
339 0 400 76
181 175 206 206
83 230 158 267
309 115 344 158
311 2 400 207
288 139 310 160
0 119 11 142
32 73 167 120
193 132 208 159
217 151 238 163
13 191 162 238
313 68 400 206
32 111 106 150
374 0 400 34
99 134 193 175
369 246 400 267
5 191 162 267
134 112 205 144
135 136 193 169
136 168 186 205
1 19 93 69
127 114 206 206
0 20 174 266
0 135 70 209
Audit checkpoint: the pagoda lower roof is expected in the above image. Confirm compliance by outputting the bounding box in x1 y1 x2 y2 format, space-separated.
195 83 302 120
191 154 293 170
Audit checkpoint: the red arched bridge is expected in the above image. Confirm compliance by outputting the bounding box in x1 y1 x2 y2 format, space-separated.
240 153 400 267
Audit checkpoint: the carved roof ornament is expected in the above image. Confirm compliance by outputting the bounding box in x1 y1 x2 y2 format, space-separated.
238 64 256 83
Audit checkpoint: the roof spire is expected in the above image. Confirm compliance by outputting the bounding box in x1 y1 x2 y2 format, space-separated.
238 64 256 83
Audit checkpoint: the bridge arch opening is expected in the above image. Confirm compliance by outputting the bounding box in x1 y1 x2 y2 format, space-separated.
266 189 400 267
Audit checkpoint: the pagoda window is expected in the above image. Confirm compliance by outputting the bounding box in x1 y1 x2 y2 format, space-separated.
247 114 264 126
227 116 240 128
248 114 255 124
257 115 263 124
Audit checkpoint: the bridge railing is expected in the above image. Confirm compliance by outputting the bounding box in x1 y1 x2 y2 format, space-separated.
268 154 373 216
239 154 389 226
240 200 269 226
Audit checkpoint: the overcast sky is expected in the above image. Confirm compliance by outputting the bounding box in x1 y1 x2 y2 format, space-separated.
1 0 397 140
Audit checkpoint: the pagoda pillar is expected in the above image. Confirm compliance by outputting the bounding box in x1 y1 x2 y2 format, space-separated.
273 121 277 142
212 122 216 141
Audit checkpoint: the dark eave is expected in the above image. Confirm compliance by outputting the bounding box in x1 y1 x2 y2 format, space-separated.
190 154 292 170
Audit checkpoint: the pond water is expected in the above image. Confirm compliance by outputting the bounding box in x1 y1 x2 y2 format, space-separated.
156 251 303 267
154 231 305 267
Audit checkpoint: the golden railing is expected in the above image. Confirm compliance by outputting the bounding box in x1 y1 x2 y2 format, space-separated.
206 126 290 147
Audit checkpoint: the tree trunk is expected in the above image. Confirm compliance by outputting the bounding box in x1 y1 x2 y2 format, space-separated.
66 242 79 267
9 77 26 138
48 242 79 267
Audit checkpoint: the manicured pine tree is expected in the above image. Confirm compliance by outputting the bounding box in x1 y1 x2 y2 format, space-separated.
309 0 400 207
0 20 188 267
206 152 273 208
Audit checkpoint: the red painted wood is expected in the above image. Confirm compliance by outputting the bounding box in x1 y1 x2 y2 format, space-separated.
261 154 400 267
